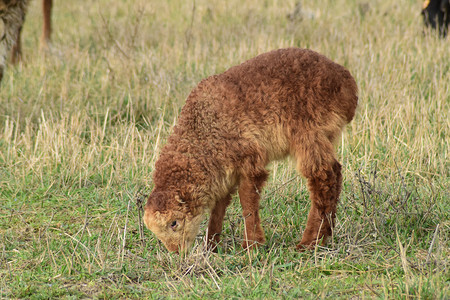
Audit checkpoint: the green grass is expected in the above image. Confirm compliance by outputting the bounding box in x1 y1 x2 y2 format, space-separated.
1 0 448 298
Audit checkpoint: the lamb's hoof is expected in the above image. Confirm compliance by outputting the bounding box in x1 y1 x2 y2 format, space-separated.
296 242 317 252
207 242 219 253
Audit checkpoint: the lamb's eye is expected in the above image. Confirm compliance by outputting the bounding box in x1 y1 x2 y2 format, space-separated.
170 220 177 229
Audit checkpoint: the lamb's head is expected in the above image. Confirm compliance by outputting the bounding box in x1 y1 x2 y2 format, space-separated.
143 190 205 252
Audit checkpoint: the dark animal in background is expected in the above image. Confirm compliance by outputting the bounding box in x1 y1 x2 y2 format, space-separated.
0 0 52 83
422 0 450 37
143 48 358 253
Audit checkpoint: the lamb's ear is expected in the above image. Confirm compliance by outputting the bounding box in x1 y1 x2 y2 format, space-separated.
146 191 169 212
178 188 199 213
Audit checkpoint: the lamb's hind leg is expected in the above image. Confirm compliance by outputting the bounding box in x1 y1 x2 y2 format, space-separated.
238 172 268 249
295 136 342 250
207 194 232 252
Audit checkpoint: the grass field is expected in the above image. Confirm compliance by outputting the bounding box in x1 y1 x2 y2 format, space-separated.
0 0 448 298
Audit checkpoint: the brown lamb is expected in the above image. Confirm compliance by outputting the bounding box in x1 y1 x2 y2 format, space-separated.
144 48 358 253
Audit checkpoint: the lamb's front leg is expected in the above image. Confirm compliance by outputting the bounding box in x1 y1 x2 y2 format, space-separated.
238 175 267 249
207 194 232 252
